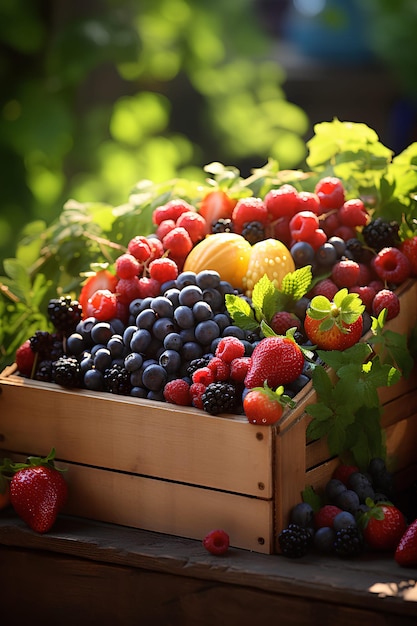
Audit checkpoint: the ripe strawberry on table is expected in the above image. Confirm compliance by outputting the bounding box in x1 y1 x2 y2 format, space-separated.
395 518 417 567
243 384 289 426
9 448 68 533
360 501 407 551
198 189 237 226
244 335 304 389
304 288 365 351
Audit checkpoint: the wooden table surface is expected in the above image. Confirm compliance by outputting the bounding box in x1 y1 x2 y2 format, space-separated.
1 509 416 625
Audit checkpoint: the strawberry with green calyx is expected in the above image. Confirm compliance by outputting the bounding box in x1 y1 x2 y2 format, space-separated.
359 499 407 552
9 448 68 533
243 383 295 426
304 288 365 351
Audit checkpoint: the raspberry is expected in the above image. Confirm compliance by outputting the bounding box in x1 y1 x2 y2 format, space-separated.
115 277 142 305
229 356 252 382
176 211 207 243
309 228 327 251
349 285 376 313
127 235 152 262
333 225 356 242
332 464 360 486
289 211 319 243
192 367 215 386
146 236 165 262
202 529 230 555
314 504 343 529
153 199 195 225
338 198 369 228
148 257 179 283
156 219 176 240
190 382 206 409
85 289 118 320
271 216 292 247
373 247 411 285
322 212 341 237
137 276 161 298
309 278 339 300
231 197 268 234
372 288 400 320
269 311 302 335
369 279 384 294
264 184 299 220
162 226 193 258
400 235 417 276
331 259 360 288
115 253 141 279
215 336 245 363
15 340 36 377
357 262 373 286
315 176 345 211
207 356 230 381
163 379 191 405
296 191 321 216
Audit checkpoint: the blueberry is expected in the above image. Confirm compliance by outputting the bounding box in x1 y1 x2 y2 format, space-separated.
195 319 221 345
163 332 183 351
348 472 375 502
181 341 203 361
176 271 197 289
202 288 223 312
84 368 105 391
222 325 245 340
136 308 157 330
159 349 181 374
93 347 113 371
152 317 176 341
217 281 235 297
141 363 168 391
174 305 195 329
290 502 315 528
291 241 315 268
123 325 138 347
314 527 336 554
91 322 113 345
151 296 174 318
66 333 87 356
335 489 361 515
192 300 214 322
130 328 152 353
196 269 221 289
213 313 231 332
124 352 144 372
178 284 203 307
325 478 347 503
107 335 125 359
333 511 357 531
130 386 147 398
164 288 181 307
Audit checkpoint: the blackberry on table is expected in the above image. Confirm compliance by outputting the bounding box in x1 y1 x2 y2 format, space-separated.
333 525 363 558
241 221 265 244
202 381 237 415
104 363 132 396
29 331 55 359
52 356 82 388
34 360 53 382
362 217 400 252
278 523 312 558
211 218 233 234
48 295 83 334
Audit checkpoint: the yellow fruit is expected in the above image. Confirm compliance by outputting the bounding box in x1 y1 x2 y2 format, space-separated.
183 233 252 291
242 238 295 297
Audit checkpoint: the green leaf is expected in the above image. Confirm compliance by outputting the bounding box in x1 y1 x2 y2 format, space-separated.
280 265 313 301
310 365 334 399
302 485 322 511
225 293 259 331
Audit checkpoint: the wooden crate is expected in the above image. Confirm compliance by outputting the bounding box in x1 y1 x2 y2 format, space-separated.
1 279 417 554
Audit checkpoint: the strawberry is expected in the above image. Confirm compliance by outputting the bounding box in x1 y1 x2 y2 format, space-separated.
199 190 237 225
361 501 407 551
244 335 304 389
395 518 417 567
78 269 118 316
243 385 285 426
9 448 68 534
304 288 365 351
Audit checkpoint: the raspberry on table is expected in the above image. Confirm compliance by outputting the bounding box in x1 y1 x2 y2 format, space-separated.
215 336 245 363
308 278 339 300
231 197 268 234
314 504 343 530
156 219 176 240
349 285 376 313
153 199 196 225
372 288 400 320
229 356 252 382
373 246 411 285
148 257 179 283
190 382 206 409
331 259 360 288
314 176 345 211
115 253 141 279
202 529 230 555
269 311 302 335
338 198 369 228
163 379 191 405
192 366 215 387
176 210 208 244
264 184 300 220
400 235 417 276
207 356 230 381
162 226 193 258
127 235 152 262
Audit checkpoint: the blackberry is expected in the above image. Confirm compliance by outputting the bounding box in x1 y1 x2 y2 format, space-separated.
34 360 54 382
48 296 83 334
278 523 312 558
186 356 212 378
211 218 233 234
103 363 132 395
362 217 400 252
333 525 363 558
344 238 365 262
52 356 82 388
241 220 265 244
29 331 55 359
202 381 237 415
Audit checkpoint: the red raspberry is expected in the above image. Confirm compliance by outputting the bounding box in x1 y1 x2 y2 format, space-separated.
229 357 252 382
127 236 152 262
349 285 376 313
146 236 165 262
369 279 384 294
137 277 161 299
357 262 372 286
162 226 193 258
86 289 118 320
372 288 400 320
296 191 321 216
190 382 206 409
331 259 360 288
315 176 345 211
332 225 356 241
269 311 302 335
264 184 299 220
338 198 369 228
332 463 360 486
309 278 339 300
15 340 36 376
115 253 141 279
115 277 142 304
202 529 230 555
400 235 417 276
176 211 208 243
309 228 327 251
215 336 245 363
314 504 343 530
373 247 411 285
153 199 195 225
207 356 230 381
163 379 191 405
271 216 292 247
156 219 176 240
231 197 268 234
192 367 215 386
322 211 341 237
148 257 179 283
289 211 319 243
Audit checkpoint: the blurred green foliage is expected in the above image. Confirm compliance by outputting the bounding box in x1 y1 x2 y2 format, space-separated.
0 0 309 267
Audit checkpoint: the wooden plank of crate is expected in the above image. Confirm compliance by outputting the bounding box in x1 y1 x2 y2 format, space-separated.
385 411 417 473
57 461 274 554
0 374 273 499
